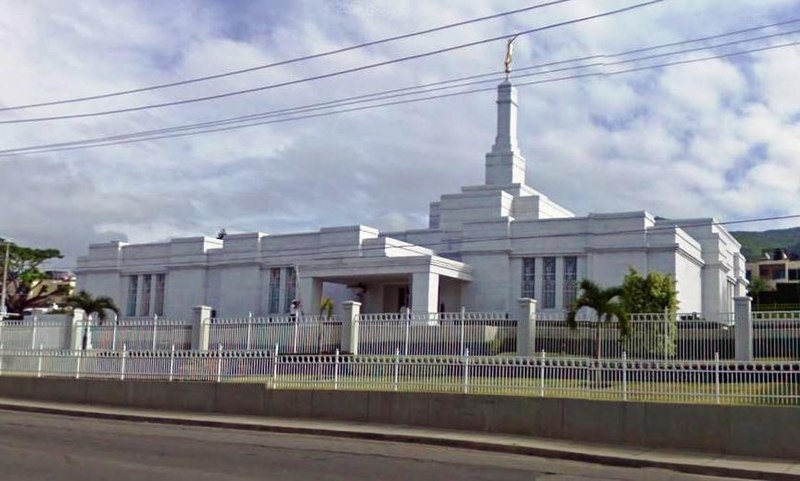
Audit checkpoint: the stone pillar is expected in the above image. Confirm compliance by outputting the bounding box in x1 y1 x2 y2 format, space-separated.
341 301 361 355
68 309 87 350
192 305 212 351
411 272 439 314
516 298 537 356
734 296 753 361
297 276 323 316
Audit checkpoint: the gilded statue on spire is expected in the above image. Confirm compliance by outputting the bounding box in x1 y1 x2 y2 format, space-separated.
504 36 517 79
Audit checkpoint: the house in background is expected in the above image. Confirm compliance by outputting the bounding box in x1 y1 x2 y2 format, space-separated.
76 78 747 319
746 248 800 289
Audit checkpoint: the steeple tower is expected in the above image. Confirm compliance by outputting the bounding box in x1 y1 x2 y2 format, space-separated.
484 79 526 185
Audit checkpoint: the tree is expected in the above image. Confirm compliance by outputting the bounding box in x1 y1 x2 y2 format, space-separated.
747 276 770 308
66 290 119 350
567 279 630 359
66 290 119 323
0 238 67 317
619 268 679 358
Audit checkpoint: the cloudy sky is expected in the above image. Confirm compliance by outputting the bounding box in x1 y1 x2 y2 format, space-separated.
2 0 800 267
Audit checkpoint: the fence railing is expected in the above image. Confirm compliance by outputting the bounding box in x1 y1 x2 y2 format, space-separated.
0 349 797 406
753 311 800 360
532 312 736 360
0 320 69 350
84 319 193 351
208 315 342 354
356 312 515 356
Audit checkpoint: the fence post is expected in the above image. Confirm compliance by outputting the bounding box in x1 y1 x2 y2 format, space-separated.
404 315 411 356
714 351 720 404
459 306 466 356
663 307 669 361
0 343 3 376
31 316 38 350
622 352 628 401
539 350 545 397
68 310 86 350
272 343 279 389
246 312 253 350
112 322 118 351
120 344 127 381
734 296 753 361
191 305 212 351
151 320 158 351
334 349 340 390
216 344 223 383
169 344 176 382
463 348 470 394
37 344 43 378
393 347 400 391
516 298 537 356
75 350 81 379
340 301 361 355
292 316 299 354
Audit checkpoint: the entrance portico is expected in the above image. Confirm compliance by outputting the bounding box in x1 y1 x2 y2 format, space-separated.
297 254 471 314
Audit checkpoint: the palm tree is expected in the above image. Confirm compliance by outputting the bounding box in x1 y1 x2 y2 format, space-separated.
66 290 119 350
567 279 630 360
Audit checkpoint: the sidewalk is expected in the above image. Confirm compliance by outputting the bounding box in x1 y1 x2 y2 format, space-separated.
0 397 797 481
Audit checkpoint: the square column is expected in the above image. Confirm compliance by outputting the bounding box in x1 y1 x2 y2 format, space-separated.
734 296 753 361
411 272 439 314
297 277 323 316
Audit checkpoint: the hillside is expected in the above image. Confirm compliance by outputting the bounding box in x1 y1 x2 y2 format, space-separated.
731 227 800 261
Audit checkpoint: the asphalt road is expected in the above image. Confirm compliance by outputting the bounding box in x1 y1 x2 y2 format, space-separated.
0 409 749 481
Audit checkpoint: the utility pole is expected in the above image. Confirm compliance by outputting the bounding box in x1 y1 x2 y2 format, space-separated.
0 241 9 319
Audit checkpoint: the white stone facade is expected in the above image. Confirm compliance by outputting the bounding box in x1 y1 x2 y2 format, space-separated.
76 80 747 319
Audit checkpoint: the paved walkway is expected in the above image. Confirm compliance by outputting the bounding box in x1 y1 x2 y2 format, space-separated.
0 397 797 480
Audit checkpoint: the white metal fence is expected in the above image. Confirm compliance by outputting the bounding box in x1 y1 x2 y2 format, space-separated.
753 311 800 360
0 320 69 350
208 315 342 354
0 348 797 405
533 311 737 360
86 319 193 351
356 312 516 356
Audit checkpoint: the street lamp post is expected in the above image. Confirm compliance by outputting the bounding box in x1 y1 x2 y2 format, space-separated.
0 241 9 320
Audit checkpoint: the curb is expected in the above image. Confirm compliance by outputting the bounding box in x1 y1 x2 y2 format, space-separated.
0 401 795 481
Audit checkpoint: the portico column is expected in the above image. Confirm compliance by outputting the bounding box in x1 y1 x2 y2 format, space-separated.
297 277 323 316
411 272 439 314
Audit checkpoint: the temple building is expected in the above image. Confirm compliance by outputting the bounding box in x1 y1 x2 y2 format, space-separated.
76 78 747 319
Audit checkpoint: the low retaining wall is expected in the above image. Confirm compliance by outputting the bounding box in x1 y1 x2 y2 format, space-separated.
0 376 797 460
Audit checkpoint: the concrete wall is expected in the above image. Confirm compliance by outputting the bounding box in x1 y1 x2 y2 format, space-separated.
0 377 797 460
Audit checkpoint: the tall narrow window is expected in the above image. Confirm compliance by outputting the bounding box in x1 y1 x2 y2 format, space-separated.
140 275 152 317
126 275 138 317
521 258 535 299
283 267 297 313
154 274 166 316
543 257 556 309
563 256 578 308
268 268 281 314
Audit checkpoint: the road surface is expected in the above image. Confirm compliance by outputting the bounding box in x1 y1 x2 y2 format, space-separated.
0 409 748 481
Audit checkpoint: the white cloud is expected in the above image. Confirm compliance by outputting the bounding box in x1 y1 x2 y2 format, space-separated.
1 0 800 262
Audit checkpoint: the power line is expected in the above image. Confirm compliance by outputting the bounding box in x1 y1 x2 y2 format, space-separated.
0 0 664 124
0 0 577 112
74 213 800 267
4 33 799 157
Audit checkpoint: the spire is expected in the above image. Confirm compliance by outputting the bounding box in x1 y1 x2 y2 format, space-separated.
484 79 526 186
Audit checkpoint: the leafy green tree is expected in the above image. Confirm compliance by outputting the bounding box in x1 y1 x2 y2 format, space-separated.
1 238 67 316
567 279 629 359
619 268 679 358
66 290 119 323
747 276 770 307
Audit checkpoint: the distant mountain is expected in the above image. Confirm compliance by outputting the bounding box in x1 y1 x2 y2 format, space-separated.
731 227 800 261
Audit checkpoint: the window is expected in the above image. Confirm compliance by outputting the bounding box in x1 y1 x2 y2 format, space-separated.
283 267 296 313
268 268 281 314
126 276 138 317
140 275 152 316
521 258 535 299
789 269 800 281
543 257 556 309
563 256 578 307
154 274 166 316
